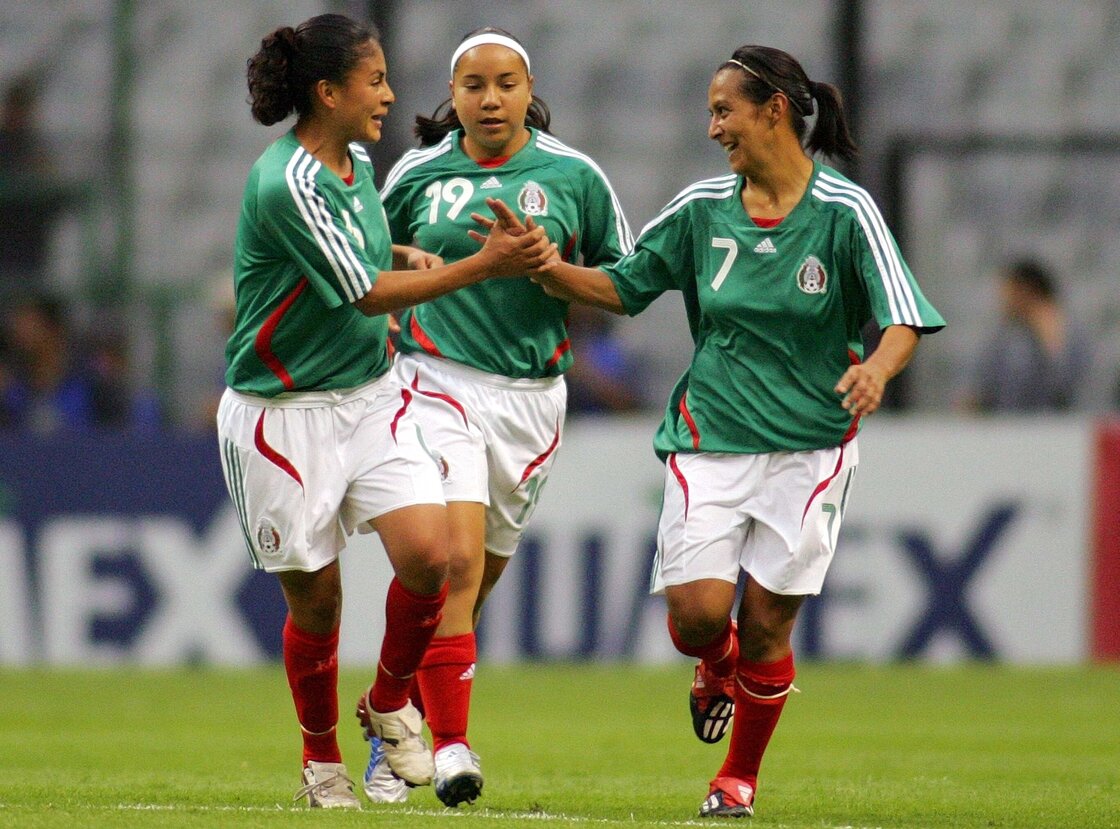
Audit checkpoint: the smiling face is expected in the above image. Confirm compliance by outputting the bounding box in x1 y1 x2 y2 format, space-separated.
707 67 770 176
332 42 394 144
450 43 533 160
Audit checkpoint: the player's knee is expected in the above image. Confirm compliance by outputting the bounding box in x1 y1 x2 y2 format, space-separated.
400 542 450 595
446 543 482 590
295 591 342 632
667 602 728 649
737 614 795 661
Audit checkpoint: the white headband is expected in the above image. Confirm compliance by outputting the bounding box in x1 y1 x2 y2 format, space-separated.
725 58 808 116
450 33 531 76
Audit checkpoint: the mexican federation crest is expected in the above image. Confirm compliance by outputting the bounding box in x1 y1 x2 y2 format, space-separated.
517 180 548 216
256 519 281 555
796 255 827 294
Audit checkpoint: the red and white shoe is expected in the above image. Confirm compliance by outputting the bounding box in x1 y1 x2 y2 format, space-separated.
698 776 755 818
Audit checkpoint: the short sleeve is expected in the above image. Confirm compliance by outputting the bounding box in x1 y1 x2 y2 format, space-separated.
601 211 692 316
576 163 634 268
257 175 380 307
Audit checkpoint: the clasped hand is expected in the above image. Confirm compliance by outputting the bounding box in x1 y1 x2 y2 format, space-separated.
468 198 559 276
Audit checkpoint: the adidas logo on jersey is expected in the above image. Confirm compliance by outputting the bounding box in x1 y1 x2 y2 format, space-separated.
352 195 364 213
481 176 502 189
753 237 776 254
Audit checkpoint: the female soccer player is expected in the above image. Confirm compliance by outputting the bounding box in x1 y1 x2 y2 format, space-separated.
217 14 554 809
361 27 633 808
527 44 945 818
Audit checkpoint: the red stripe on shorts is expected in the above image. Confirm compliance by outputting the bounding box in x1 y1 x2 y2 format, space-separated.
254 277 308 391
668 452 690 521
254 410 303 488
513 421 561 492
801 444 845 527
410 370 468 427
390 387 413 443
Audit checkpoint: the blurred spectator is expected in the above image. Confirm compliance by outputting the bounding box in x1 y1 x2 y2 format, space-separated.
0 74 67 293
86 321 163 431
565 303 645 415
196 270 236 430
954 258 1092 413
0 291 160 432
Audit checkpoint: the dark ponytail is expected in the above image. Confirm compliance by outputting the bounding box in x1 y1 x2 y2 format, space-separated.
247 13 379 126
722 45 858 163
805 80 858 163
413 25 552 147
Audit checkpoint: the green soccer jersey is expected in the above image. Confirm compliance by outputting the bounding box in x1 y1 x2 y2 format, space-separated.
225 131 393 396
381 128 633 378
604 162 945 457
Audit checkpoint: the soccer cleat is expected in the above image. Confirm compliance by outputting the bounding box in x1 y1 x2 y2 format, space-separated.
690 661 736 743
293 761 361 809
433 742 483 807
363 734 410 803
698 776 755 818
356 693 434 786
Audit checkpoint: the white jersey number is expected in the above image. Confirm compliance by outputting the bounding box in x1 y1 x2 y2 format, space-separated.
710 238 738 291
340 209 364 249
425 177 475 224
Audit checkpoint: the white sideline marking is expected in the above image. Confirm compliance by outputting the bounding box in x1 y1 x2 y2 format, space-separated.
106 803 714 824
0 805 889 828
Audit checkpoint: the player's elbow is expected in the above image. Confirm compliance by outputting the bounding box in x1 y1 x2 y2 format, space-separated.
354 290 392 317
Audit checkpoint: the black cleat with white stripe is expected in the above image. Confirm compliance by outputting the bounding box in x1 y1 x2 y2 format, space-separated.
690 663 735 743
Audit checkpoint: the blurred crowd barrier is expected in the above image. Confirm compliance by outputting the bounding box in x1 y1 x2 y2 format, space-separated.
1 415 1115 666
2 1 1119 422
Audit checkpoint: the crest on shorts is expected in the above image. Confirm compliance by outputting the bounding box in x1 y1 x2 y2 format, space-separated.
256 519 281 555
415 424 449 480
796 255 827 294
517 181 548 216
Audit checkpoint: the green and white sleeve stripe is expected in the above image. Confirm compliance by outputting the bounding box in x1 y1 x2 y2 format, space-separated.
381 135 454 199
535 133 635 252
637 175 736 238
284 149 372 303
812 171 922 326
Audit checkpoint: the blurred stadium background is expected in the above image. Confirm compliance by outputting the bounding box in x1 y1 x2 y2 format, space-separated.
1 0 1118 670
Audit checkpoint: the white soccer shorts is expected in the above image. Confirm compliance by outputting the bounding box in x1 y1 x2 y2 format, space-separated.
216 373 446 573
391 352 566 557
651 440 859 596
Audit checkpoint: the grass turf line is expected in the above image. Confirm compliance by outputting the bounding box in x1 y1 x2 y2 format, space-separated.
0 663 1117 828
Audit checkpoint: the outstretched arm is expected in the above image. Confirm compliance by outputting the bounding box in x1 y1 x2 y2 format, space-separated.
533 261 626 314
391 244 443 271
473 198 626 314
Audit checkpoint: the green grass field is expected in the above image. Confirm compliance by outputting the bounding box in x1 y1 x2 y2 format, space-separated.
0 663 1117 828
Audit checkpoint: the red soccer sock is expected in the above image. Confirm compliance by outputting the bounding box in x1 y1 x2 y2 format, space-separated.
408 676 426 719
668 615 739 678
717 653 797 786
282 616 341 764
415 632 477 752
370 577 448 712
